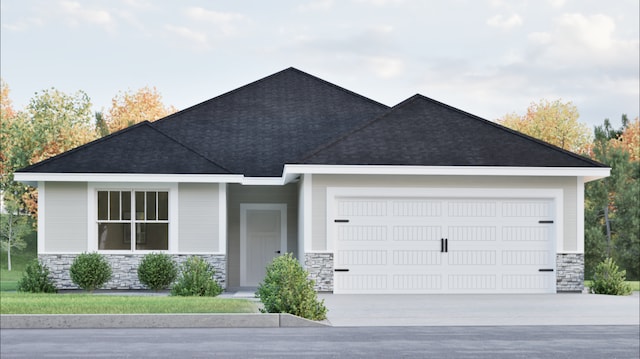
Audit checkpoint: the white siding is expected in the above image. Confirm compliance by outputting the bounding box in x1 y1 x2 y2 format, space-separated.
44 182 88 252
178 183 219 252
312 175 577 252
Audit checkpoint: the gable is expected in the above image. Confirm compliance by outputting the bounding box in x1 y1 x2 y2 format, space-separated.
299 95 604 168
20 122 230 174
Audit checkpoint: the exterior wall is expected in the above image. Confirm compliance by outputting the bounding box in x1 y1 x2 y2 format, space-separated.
226 184 299 287
556 253 584 292
305 252 333 291
44 182 88 252
311 175 577 251
178 183 220 252
40 254 226 290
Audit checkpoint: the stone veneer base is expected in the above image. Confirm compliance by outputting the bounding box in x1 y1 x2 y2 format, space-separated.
39 254 226 290
305 253 333 292
556 253 584 292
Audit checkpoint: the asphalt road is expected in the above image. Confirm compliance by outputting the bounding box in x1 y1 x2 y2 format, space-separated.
1 325 639 358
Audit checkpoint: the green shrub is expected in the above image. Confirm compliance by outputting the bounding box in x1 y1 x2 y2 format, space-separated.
137 253 177 291
170 256 223 297
590 257 632 295
17 259 57 293
256 253 327 321
69 252 112 292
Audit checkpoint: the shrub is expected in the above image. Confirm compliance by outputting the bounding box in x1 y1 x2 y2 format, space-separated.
590 257 632 295
170 256 223 297
137 253 177 291
69 252 112 292
256 253 327 321
17 259 57 293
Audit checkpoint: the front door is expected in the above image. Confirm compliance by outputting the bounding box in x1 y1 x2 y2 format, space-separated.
240 204 287 286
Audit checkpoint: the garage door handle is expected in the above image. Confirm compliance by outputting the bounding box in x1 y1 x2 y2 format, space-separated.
334 219 350 223
334 269 349 272
440 238 449 253
538 268 554 272
539 220 554 224
441 238 444 252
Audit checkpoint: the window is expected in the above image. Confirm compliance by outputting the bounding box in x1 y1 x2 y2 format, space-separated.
97 190 169 251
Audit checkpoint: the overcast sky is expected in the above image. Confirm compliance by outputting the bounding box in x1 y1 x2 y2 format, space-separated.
1 0 638 128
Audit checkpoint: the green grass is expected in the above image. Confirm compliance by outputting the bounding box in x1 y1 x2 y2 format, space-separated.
584 280 639 292
0 292 258 314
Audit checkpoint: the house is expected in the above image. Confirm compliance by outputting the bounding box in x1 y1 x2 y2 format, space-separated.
14 67 609 294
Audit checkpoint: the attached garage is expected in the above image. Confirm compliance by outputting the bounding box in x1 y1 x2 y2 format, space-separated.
328 188 561 294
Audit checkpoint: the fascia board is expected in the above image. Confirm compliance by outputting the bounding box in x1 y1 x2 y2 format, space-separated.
13 172 245 184
283 164 611 180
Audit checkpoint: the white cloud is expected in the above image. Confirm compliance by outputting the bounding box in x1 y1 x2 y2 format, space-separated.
185 7 248 35
353 0 404 6
487 14 523 30
547 0 566 8
298 0 334 12
528 13 639 68
367 57 404 78
59 1 114 30
165 25 210 50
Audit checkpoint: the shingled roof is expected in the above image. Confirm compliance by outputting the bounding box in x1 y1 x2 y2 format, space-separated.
18 68 604 177
20 122 231 174
299 95 604 167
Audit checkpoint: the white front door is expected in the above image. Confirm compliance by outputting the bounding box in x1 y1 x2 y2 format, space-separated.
240 204 287 286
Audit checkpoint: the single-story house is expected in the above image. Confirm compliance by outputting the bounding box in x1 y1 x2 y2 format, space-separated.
14 68 609 294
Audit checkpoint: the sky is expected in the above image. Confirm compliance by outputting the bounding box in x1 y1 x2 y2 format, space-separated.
1 0 638 128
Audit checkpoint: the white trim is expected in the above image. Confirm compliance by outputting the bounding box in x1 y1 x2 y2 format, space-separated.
218 183 227 254
14 165 610 187
326 186 564 255
86 183 178 254
303 174 313 254
37 181 45 254
284 164 610 182
576 177 585 253
240 203 287 286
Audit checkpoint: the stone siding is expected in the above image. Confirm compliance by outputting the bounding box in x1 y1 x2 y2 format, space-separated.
39 254 226 290
556 253 584 292
305 252 333 292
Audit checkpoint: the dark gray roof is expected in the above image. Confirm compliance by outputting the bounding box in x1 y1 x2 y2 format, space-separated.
152 67 389 176
18 69 604 176
19 122 230 174
299 95 604 167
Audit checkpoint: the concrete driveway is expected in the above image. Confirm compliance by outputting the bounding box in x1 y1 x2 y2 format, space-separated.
318 292 640 327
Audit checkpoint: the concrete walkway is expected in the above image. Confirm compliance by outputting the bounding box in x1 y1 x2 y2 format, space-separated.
319 292 640 327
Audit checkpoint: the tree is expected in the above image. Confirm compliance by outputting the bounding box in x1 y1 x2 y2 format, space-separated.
0 197 30 271
1 86 97 217
105 86 176 133
497 99 591 152
585 116 639 280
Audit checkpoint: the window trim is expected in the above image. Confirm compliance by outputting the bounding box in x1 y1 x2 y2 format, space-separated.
87 183 178 253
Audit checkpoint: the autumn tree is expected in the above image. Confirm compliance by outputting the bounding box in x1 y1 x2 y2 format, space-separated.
497 99 591 152
105 86 176 133
584 116 639 280
1 86 96 217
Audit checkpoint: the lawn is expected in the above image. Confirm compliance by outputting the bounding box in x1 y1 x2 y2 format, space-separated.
0 292 258 314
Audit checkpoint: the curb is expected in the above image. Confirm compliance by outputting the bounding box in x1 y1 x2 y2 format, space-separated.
0 313 330 329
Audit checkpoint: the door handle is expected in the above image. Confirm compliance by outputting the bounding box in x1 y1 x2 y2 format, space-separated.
275 250 281 254
445 238 448 253
441 238 444 253
334 269 349 272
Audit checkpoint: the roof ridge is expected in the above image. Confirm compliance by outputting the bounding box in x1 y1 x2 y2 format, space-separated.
154 67 389 124
411 95 606 167
297 94 421 162
147 123 234 173
18 121 154 172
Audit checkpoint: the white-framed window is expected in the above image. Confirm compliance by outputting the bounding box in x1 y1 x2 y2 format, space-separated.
97 190 169 251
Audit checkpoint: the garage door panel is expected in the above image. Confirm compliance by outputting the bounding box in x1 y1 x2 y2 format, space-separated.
502 275 552 290
502 200 552 217
392 225 442 241
338 199 387 216
391 199 443 217
448 226 497 241
447 250 497 265
338 225 387 241
393 275 442 291
448 200 497 217
393 250 442 265
337 274 387 292
502 226 551 241
336 250 387 265
448 275 497 290
502 250 552 265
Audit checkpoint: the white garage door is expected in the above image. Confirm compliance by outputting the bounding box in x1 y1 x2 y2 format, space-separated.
332 197 556 294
